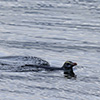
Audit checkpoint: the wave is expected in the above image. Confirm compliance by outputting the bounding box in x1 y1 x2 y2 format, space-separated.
0 40 100 53
0 56 50 72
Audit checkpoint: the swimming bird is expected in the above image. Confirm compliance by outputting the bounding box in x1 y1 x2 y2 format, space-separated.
62 61 77 78
21 60 77 78
0 56 77 78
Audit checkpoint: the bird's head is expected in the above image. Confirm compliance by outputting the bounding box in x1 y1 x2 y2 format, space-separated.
62 61 77 68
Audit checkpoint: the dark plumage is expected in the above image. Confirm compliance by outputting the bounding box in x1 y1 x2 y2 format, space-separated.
21 61 77 78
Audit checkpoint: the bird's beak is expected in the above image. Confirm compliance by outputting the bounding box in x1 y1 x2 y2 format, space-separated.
72 63 77 66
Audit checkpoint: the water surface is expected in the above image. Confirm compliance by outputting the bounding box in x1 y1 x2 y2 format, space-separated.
0 0 100 100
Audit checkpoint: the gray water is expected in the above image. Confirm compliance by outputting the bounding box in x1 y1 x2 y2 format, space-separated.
0 0 100 100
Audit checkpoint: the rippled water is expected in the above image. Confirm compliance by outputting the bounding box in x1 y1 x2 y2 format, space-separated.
0 0 100 100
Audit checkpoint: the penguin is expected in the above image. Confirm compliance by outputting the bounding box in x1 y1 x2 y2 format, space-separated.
21 60 77 78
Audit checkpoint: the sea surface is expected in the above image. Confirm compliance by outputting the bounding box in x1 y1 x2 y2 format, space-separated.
0 0 100 100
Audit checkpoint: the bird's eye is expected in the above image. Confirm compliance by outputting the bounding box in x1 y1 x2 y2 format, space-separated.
67 63 70 65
